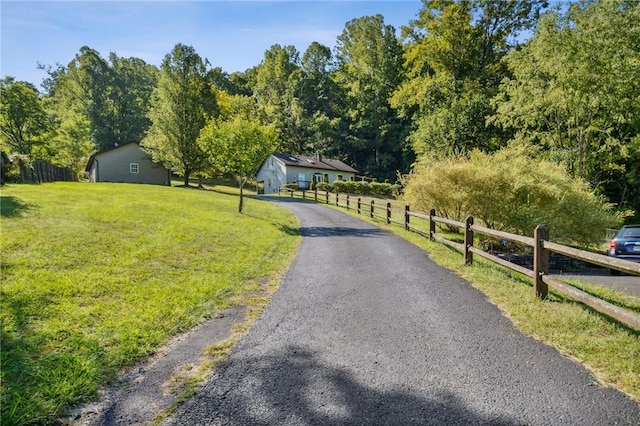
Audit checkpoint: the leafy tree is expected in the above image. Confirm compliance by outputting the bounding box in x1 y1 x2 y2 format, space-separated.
108 54 158 146
41 47 157 151
49 109 94 178
334 14 408 180
298 42 344 157
491 0 640 217
252 44 304 153
208 67 255 97
392 0 546 159
199 96 278 212
401 144 625 246
142 44 217 186
0 77 50 179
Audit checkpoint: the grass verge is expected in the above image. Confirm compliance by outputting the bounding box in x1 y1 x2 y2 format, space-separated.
0 182 301 425
284 192 640 401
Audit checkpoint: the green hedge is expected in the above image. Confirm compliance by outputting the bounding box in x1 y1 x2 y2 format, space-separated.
315 181 400 198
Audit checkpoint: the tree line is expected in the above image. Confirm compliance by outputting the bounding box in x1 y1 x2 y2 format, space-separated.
1 0 638 220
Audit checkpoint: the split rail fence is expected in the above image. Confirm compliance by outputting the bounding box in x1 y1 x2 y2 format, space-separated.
278 187 640 331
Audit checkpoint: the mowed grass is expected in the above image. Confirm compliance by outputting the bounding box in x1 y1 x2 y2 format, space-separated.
0 182 301 425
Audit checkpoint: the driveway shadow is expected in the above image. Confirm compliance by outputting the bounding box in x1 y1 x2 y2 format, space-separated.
173 346 520 426
300 226 384 238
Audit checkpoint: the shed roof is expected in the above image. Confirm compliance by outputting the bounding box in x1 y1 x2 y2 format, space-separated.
273 153 358 174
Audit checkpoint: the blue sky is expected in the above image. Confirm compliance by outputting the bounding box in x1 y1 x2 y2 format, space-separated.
1 1 423 89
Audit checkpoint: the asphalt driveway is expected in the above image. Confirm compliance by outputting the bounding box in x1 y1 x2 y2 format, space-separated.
165 199 639 425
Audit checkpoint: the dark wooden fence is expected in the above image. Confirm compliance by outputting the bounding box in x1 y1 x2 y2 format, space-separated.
278 187 640 331
13 160 76 183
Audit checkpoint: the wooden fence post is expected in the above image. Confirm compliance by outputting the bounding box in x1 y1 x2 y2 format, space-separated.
465 216 474 265
429 208 436 241
336 193 339 206
405 205 410 231
358 198 361 214
534 224 549 299
302 190 305 199
386 202 391 224
346 195 350 211
325 191 329 204
370 200 375 218
314 188 318 202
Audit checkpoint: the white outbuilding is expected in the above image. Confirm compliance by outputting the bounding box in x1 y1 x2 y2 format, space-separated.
256 153 358 194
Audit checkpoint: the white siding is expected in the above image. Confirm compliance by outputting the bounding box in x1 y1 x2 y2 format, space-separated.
256 155 356 194
256 156 287 194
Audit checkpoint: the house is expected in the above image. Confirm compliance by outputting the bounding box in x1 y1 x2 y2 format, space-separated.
256 153 358 194
86 141 171 185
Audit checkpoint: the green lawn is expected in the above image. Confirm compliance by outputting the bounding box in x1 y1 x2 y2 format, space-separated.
0 182 301 425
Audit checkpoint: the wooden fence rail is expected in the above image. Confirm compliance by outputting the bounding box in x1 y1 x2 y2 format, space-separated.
278 188 640 330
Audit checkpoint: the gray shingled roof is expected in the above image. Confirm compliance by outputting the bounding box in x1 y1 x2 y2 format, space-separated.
272 153 358 174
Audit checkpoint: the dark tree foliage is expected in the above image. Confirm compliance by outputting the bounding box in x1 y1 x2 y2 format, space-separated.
334 15 411 181
42 46 158 151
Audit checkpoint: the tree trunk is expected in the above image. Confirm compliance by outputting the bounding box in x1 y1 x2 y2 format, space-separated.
238 180 244 213
19 159 26 183
184 170 190 187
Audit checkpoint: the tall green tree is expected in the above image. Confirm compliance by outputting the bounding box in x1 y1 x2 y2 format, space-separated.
491 0 640 216
48 109 94 179
199 95 278 212
108 53 158 145
0 77 49 158
253 44 304 153
392 0 546 159
298 42 344 157
334 14 408 180
42 47 157 151
142 44 217 186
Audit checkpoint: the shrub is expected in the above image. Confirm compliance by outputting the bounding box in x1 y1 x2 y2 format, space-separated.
316 182 334 192
333 180 348 193
314 179 399 199
400 144 626 246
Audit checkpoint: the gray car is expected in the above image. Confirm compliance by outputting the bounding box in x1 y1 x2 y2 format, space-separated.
609 224 640 275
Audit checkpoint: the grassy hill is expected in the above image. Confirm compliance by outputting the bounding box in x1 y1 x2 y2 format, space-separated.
0 182 300 425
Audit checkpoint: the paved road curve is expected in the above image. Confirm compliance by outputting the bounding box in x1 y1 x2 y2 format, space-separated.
166 200 639 425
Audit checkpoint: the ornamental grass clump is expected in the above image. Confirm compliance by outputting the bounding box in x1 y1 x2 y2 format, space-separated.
401 144 626 246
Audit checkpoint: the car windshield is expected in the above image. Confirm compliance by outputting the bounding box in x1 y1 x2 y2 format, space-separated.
621 228 640 238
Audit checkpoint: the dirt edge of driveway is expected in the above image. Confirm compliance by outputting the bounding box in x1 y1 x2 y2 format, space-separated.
63 281 277 426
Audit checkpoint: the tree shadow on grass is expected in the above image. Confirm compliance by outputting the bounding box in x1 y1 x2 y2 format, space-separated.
0 195 34 217
171 346 521 426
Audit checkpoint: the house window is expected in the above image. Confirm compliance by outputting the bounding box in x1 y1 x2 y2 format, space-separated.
130 163 139 174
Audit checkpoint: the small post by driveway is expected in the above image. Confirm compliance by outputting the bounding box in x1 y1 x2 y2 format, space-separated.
534 224 549 299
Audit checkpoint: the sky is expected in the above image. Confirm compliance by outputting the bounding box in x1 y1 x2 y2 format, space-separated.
1 1 423 89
